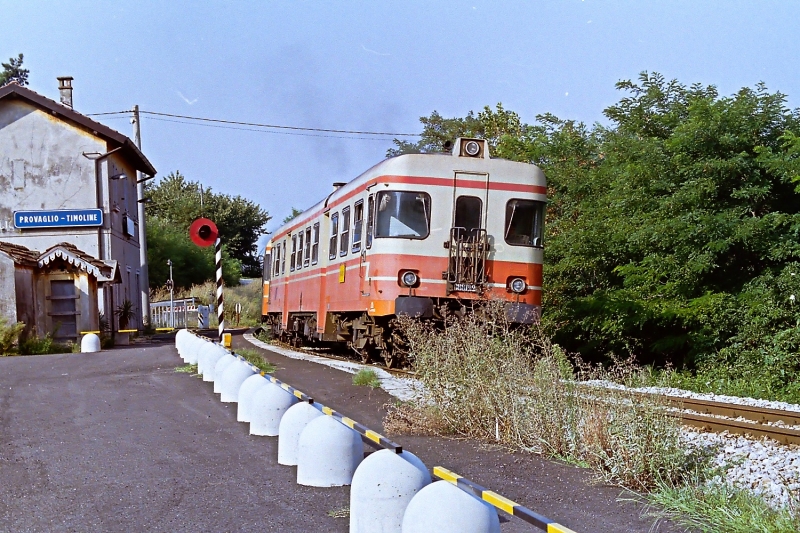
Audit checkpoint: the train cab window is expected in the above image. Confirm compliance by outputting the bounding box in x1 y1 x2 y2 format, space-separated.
290 235 297 271
505 199 546 247
352 201 363 253
329 213 339 259
281 241 286 274
340 207 351 256
311 223 320 264
454 196 483 239
375 191 431 239
304 227 311 267
297 232 304 269
366 195 374 249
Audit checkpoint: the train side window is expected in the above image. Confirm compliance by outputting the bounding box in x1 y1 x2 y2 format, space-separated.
504 199 546 248
281 241 286 274
290 235 297 271
366 195 374 249
297 231 304 269
263 252 271 281
329 213 339 259
273 245 280 277
304 227 311 267
340 207 351 257
352 201 363 253
311 223 320 264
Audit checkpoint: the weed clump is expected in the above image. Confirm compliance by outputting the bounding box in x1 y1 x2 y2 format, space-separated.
352 368 381 388
235 347 276 373
395 300 692 492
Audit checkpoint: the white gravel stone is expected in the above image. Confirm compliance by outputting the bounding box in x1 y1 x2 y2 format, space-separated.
681 428 800 511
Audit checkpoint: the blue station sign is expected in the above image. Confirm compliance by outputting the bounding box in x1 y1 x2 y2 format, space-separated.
14 208 104 229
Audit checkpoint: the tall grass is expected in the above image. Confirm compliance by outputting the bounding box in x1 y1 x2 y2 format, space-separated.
394 301 693 491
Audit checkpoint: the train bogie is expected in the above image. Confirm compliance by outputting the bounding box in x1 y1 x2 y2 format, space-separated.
261 138 546 366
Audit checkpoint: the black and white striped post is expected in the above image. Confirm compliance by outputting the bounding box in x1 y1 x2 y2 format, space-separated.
189 217 222 338
215 236 224 340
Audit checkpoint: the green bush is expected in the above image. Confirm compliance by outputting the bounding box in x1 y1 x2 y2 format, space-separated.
18 334 72 355
0 317 25 355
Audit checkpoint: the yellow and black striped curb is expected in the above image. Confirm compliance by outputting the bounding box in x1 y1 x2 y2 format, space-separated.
433 467 578 533
233 353 403 454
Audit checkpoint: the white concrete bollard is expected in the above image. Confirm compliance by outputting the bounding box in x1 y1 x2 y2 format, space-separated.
198 343 226 380
175 329 188 358
278 401 324 465
219 359 256 402
184 334 203 364
237 374 269 423
212 352 237 392
249 382 299 436
401 481 500 533
350 449 432 533
297 415 363 487
80 333 101 353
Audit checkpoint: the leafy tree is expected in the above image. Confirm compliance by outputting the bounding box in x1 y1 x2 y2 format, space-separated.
387 103 526 159
282 207 303 225
147 216 241 289
0 54 29 86
399 74 800 398
145 172 270 277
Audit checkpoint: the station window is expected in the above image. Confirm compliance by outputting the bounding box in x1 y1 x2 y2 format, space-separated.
366 195 374 249
311 223 320 264
290 235 297 271
329 213 339 260
340 207 351 256
297 231 304 269
352 201 363 253
304 227 311 267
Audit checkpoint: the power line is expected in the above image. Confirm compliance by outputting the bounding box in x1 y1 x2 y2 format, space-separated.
86 108 419 137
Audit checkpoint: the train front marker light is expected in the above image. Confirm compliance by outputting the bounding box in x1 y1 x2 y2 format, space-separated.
401 271 419 287
509 278 526 294
464 140 481 156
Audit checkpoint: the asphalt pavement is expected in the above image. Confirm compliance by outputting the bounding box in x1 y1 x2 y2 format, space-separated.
0 343 349 533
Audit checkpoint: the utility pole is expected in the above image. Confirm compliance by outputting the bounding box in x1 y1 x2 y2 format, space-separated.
132 105 152 329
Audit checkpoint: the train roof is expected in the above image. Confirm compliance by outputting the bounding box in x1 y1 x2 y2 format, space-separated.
269 141 546 243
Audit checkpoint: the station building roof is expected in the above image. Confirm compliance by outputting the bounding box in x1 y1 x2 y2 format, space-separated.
0 82 156 177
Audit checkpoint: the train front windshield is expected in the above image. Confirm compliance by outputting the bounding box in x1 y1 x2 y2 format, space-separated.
505 199 546 247
375 191 431 239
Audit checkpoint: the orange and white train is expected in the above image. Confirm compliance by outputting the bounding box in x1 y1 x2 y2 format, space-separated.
261 138 546 367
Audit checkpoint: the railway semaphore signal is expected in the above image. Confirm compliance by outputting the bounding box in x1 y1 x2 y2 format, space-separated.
189 217 225 341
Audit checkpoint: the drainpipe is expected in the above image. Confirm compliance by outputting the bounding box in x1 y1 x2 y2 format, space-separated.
82 146 122 331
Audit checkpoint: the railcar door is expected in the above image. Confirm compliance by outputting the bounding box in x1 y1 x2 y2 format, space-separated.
447 172 489 294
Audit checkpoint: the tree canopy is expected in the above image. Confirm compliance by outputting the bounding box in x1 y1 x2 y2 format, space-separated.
397 73 800 397
0 54 29 86
145 172 271 278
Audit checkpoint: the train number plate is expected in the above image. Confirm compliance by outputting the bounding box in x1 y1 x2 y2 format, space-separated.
453 283 477 292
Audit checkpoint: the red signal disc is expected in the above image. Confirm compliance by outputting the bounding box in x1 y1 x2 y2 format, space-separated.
189 217 218 247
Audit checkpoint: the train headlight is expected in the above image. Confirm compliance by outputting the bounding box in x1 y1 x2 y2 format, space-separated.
401 271 419 287
509 278 526 294
464 140 481 156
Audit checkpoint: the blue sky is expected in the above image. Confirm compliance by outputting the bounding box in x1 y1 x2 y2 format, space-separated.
3 1 799 247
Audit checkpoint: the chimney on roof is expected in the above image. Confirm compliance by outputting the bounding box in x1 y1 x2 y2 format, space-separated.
57 77 73 109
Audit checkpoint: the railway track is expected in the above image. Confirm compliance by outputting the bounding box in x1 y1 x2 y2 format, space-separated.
635 392 800 445
246 330 800 445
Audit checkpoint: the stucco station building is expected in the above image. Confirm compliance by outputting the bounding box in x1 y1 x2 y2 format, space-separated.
0 79 156 341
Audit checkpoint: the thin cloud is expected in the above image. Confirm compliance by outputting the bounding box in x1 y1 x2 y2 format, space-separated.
176 90 198 105
361 44 390 56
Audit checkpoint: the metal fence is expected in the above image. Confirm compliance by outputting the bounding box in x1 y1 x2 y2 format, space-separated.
150 298 199 329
